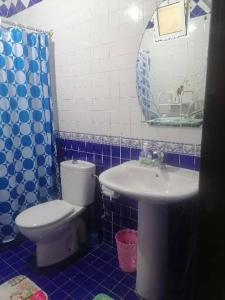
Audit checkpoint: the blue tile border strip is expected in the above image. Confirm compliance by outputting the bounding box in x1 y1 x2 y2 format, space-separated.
56 130 201 157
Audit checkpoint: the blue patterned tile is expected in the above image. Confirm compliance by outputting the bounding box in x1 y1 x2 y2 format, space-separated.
121 147 131 160
78 152 87 161
91 270 106 283
100 251 113 263
124 290 139 300
65 139 72 149
103 198 112 210
72 150 79 159
112 145 120 158
47 288 68 300
101 277 118 290
0 4 8 17
131 148 141 160
33 275 49 287
92 285 109 296
111 202 120 215
103 155 111 168
100 263 115 275
83 294 95 300
146 20 154 29
70 286 89 299
103 230 112 245
86 142 94 153
180 155 195 170
94 143 103 155
121 205 130 218
91 245 107 257
106 291 120 300
130 208 138 221
103 220 112 232
71 140 79 150
112 224 121 237
83 264 98 275
129 219 137 230
51 273 68 286
92 258 105 269
165 153 180 167
121 275 136 288
83 254 96 265
112 283 128 297
43 281 58 294
129 198 138 209
121 217 132 228
102 144 111 156
87 153 95 163
82 278 98 291
190 4 207 18
78 141 86 152
194 156 201 171
112 157 120 167
65 149 73 160
73 272 89 285
95 154 103 166
63 266 79 278
110 269 125 282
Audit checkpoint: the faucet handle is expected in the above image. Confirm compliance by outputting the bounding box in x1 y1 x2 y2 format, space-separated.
152 151 158 160
158 150 164 161
152 150 164 161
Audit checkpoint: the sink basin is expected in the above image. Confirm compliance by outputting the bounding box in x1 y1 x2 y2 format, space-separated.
99 160 199 300
99 160 199 203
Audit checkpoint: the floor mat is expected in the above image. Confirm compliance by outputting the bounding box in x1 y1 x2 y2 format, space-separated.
0 275 48 300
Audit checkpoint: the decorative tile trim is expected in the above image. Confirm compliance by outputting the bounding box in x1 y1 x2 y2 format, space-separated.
0 0 43 17
56 130 201 157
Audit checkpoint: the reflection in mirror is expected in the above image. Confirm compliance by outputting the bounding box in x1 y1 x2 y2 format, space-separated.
137 0 211 127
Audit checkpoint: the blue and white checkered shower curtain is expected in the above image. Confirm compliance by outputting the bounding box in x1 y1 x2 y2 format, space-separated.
0 27 58 243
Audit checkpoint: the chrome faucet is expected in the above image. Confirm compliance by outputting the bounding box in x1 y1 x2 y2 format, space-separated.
152 150 166 169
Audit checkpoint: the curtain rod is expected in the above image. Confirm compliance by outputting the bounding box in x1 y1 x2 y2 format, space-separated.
0 17 53 37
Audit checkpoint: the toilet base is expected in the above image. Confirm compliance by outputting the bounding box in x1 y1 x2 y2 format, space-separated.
36 228 78 267
36 218 86 267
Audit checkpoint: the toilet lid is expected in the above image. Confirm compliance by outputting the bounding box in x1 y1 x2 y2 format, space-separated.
16 200 75 228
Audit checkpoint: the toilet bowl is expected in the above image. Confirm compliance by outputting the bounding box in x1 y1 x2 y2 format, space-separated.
15 160 96 267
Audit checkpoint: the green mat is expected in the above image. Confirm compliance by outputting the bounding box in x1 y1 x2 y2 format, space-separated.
93 294 113 300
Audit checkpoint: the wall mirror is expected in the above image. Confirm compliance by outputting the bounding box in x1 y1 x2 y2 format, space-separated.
137 0 211 127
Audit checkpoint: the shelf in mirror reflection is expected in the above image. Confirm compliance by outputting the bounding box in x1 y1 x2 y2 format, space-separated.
142 117 203 127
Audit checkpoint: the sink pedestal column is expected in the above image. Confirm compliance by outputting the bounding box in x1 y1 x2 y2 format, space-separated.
136 201 168 300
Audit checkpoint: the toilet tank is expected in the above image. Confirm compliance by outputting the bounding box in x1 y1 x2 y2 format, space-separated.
60 160 96 207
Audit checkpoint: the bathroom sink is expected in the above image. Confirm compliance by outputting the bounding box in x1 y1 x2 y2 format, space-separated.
99 160 199 204
99 161 199 300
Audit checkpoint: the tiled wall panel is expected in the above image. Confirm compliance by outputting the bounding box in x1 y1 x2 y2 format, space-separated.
10 0 203 145
55 130 200 246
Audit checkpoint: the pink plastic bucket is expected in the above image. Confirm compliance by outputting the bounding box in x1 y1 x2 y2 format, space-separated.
115 229 138 273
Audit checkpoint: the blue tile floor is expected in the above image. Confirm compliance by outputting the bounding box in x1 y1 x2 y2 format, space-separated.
0 238 138 300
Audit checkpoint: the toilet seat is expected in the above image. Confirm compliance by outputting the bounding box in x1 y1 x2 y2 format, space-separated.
16 200 76 229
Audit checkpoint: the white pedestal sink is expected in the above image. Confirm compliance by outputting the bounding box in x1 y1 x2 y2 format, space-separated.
99 161 199 300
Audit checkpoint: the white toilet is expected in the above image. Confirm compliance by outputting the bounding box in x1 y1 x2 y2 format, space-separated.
15 160 96 267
